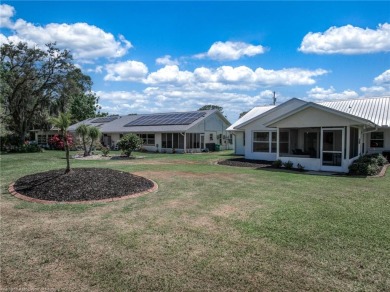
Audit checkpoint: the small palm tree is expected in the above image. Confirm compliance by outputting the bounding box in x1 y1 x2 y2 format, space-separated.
51 112 72 174
88 126 101 156
76 124 89 157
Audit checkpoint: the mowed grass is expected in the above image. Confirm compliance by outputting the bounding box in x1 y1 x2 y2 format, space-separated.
1 151 389 291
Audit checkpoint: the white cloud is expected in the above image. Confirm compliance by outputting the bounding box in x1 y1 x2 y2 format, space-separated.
0 4 15 28
104 61 148 81
145 65 193 84
307 86 359 100
87 66 103 74
195 41 266 61
299 23 390 54
360 86 389 97
374 69 390 85
156 55 179 66
255 68 328 86
108 64 327 91
0 4 132 60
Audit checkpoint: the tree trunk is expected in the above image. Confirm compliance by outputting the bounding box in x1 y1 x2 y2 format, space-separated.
82 137 88 157
63 132 71 174
88 138 95 156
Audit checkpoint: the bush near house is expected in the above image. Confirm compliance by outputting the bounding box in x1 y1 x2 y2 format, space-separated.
117 133 143 157
49 134 74 150
348 153 387 176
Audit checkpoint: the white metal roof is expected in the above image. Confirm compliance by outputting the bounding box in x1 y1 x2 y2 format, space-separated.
319 97 390 127
227 105 275 131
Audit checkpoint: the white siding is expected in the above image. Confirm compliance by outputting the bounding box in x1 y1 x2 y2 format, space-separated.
233 132 245 155
364 128 390 154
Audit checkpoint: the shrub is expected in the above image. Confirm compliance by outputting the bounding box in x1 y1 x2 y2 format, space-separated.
101 147 110 157
348 153 385 176
272 159 282 168
8 143 42 153
49 134 74 150
283 160 293 169
117 133 143 157
297 163 305 171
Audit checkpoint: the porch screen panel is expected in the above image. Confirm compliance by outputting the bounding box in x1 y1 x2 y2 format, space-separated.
178 134 184 149
167 133 173 148
279 131 289 154
162 133 167 148
173 133 179 148
271 132 277 153
349 127 359 158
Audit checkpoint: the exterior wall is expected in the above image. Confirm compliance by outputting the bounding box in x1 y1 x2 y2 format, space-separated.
233 131 245 155
364 128 390 154
244 127 277 161
270 107 364 128
188 112 232 150
235 99 305 161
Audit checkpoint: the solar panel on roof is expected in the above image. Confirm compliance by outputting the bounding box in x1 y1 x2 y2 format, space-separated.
91 116 119 123
124 112 206 127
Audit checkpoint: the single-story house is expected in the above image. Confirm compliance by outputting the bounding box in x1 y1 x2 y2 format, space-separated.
68 110 232 153
228 96 390 172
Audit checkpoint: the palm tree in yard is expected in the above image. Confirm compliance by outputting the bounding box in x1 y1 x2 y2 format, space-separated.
51 112 72 174
88 126 101 156
76 124 89 157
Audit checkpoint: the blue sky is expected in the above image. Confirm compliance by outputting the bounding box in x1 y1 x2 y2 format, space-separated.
1 1 389 122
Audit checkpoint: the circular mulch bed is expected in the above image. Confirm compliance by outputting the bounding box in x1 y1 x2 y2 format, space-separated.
11 168 156 203
218 158 273 168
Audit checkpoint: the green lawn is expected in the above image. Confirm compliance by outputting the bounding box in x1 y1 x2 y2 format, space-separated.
1 150 389 291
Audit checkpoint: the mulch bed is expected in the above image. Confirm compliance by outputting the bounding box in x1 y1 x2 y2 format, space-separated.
13 168 155 202
218 158 273 168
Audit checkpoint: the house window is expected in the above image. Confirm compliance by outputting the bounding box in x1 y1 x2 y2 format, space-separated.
209 133 213 141
243 132 245 146
37 135 47 144
253 132 269 152
370 132 384 148
138 133 155 145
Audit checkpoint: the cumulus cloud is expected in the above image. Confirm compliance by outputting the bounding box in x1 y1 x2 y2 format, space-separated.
299 23 390 54
145 65 193 84
0 4 132 60
0 4 15 28
107 63 328 91
374 69 390 85
307 86 359 100
104 61 148 81
360 86 389 97
195 41 266 61
156 55 179 66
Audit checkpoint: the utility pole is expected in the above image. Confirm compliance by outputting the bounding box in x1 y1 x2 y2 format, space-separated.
272 91 276 105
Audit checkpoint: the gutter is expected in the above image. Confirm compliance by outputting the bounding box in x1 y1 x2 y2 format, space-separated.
362 125 378 135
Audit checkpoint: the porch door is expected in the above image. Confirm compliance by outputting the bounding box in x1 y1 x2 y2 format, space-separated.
200 134 205 149
321 128 344 167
